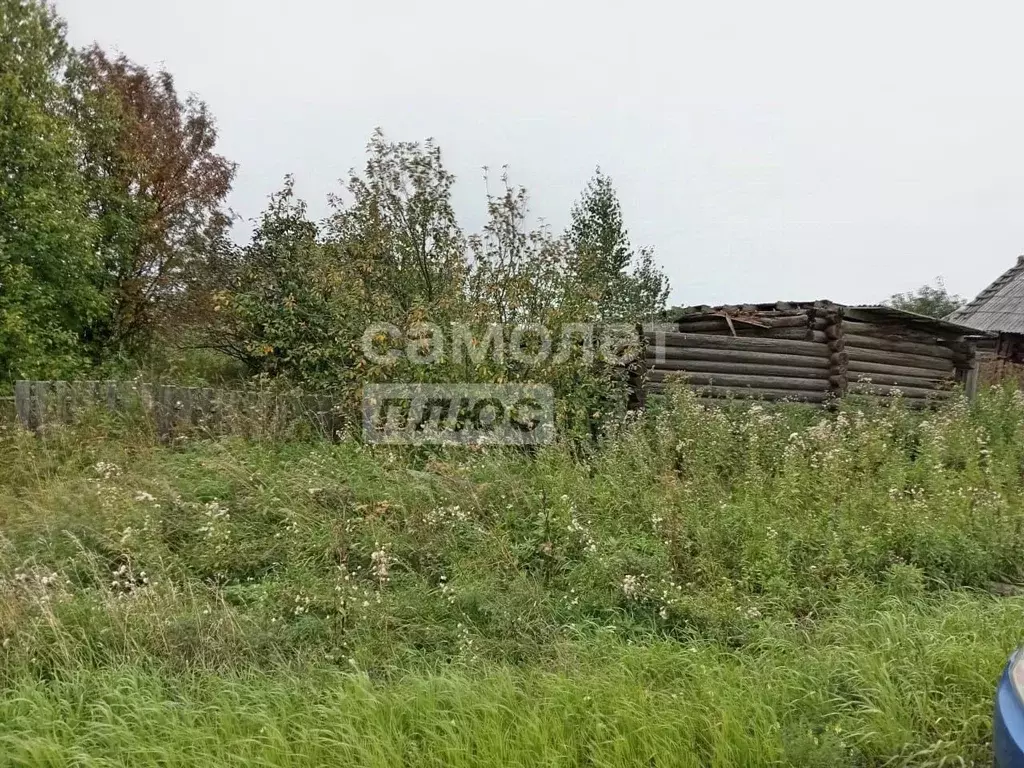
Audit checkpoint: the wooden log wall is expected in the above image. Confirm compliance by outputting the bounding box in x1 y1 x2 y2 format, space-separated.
640 306 975 408
642 312 834 403
821 307 847 400
12 380 345 440
838 311 960 405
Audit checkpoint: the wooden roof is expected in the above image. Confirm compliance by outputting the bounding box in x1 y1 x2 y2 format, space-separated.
948 256 1024 334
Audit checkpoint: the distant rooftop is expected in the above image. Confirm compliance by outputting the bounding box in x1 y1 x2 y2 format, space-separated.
947 256 1024 334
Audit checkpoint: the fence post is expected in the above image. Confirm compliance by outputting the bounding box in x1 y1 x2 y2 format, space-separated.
32 381 51 429
156 385 172 440
105 381 119 412
53 381 69 424
195 388 213 432
14 381 31 429
964 361 981 400
85 381 101 412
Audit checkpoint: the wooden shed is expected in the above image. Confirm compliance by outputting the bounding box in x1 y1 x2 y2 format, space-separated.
637 301 981 407
948 255 1024 387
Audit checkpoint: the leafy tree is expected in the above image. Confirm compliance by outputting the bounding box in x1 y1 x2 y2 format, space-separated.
210 178 361 385
884 278 965 319
565 169 669 323
0 0 106 381
326 130 466 323
68 46 236 352
468 171 565 325
464 170 634 448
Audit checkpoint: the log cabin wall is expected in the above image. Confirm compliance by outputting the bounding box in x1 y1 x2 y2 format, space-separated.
641 304 835 404
638 302 980 407
839 308 961 406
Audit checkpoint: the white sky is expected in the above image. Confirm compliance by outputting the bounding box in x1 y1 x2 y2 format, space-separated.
58 0 1024 307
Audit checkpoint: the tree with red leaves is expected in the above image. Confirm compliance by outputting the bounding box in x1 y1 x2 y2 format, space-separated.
70 46 236 353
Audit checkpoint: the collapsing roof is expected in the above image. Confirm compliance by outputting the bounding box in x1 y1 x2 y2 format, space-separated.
665 300 984 336
948 256 1024 334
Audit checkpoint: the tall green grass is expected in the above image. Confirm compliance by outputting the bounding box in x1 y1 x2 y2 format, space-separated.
1 386 1023 765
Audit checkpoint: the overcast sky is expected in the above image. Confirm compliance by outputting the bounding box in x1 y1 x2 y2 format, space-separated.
58 0 1024 307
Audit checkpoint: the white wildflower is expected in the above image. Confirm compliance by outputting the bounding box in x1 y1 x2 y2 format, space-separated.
94 461 121 479
621 574 640 600
370 543 392 584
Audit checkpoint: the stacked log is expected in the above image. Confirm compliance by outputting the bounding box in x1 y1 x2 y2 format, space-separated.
820 307 846 401
642 322 831 403
641 304 974 408
839 315 957 404
672 312 829 343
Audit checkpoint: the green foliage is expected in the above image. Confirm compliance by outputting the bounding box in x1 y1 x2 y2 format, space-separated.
0 610 1015 768
565 168 670 323
210 178 361 388
467 172 566 324
1 388 1024 763
885 277 966 319
0 0 106 381
0 1 235 382
0 2 666 398
68 46 236 353
214 141 652 445
326 129 467 321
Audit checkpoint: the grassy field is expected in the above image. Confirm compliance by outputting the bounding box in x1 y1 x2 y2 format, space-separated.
2 387 1024 766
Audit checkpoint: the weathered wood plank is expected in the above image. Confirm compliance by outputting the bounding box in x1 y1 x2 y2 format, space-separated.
843 332 956 359
119 381 139 418
729 328 829 342
845 346 955 372
646 359 832 379
964 364 980 399
10 380 343 439
154 385 171 439
165 385 181 436
200 388 216 430
178 387 193 431
841 318 943 341
83 381 101 411
185 387 200 428
672 316 827 333
646 347 831 368
647 370 830 391
316 394 332 439
14 381 31 428
674 318 764 333
53 381 68 423
846 359 954 381
643 332 828 357
66 381 82 417
220 389 239 434
32 381 51 428
764 315 826 329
